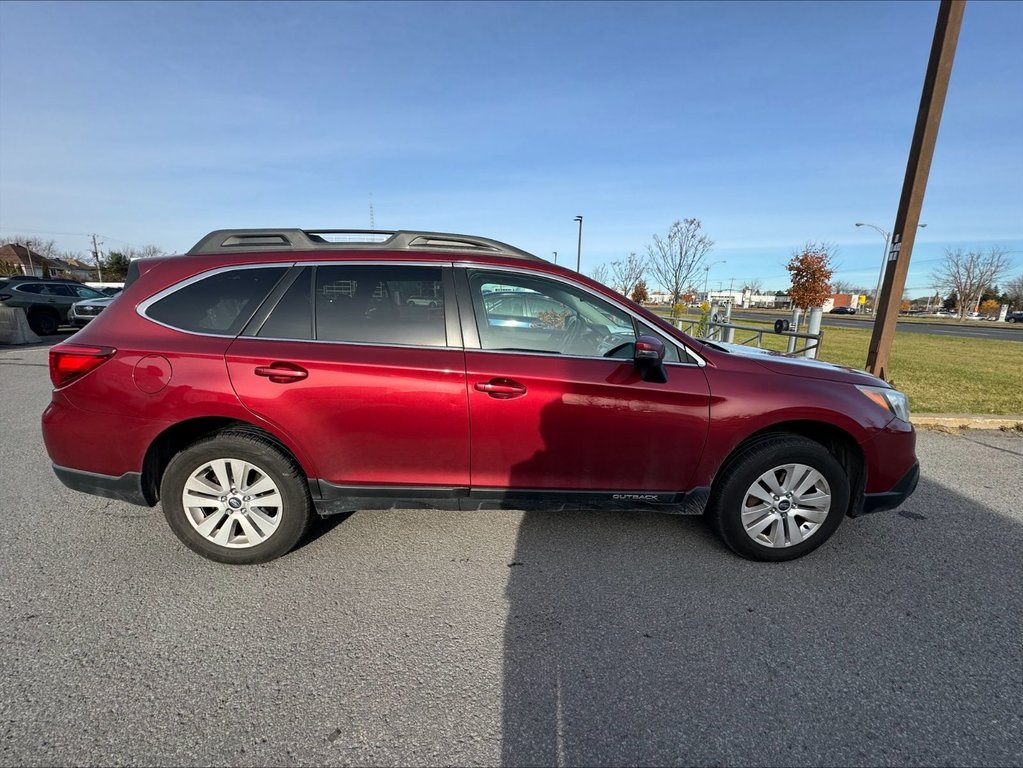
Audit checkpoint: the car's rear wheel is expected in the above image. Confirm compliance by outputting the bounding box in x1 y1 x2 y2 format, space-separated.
708 434 849 561
27 308 60 336
160 431 313 564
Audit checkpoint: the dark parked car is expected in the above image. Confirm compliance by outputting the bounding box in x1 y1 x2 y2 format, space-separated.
1007 311 1023 323
42 229 919 564
828 306 857 315
0 276 107 334
68 295 117 326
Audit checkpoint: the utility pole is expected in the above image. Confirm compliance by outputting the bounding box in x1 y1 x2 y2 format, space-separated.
23 239 35 276
574 215 583 272
91 234 104 282
866 0 964 378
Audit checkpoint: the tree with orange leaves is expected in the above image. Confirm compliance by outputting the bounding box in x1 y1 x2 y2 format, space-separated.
786 243 834 310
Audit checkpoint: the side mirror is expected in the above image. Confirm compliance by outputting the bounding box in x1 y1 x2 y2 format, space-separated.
633 334 668 383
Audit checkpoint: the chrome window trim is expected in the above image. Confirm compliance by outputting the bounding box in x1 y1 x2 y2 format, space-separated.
456 262 706 367
235 335 462 352
465 347 705 368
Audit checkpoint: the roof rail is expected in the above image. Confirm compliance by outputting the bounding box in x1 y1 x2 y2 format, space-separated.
187 229 540 260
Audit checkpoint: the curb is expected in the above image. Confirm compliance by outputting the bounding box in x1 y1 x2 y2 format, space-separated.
912 414 1023 431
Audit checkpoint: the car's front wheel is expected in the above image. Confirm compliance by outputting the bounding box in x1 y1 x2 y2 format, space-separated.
160 431 313 564
708 434 850 561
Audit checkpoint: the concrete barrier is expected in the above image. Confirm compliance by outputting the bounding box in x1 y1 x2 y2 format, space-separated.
0 307 42 345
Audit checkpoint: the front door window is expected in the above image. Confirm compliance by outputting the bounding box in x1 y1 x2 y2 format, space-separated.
469 272 637 358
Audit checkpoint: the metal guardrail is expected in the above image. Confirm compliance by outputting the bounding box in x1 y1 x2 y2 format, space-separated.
666 316 823 357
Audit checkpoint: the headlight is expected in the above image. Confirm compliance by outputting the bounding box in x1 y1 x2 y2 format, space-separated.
856 385 911 422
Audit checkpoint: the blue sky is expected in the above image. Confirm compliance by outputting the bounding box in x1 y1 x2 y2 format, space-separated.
1 0 1021 296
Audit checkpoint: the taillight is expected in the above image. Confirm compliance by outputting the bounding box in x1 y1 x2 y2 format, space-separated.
49 345 116 388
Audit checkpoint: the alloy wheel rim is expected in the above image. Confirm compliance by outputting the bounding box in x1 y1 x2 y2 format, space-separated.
181 458 283 549
740 463 831 548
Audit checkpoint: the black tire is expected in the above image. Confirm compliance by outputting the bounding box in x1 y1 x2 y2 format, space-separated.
160 431 313 564
27 308 59 336
707 434 849 562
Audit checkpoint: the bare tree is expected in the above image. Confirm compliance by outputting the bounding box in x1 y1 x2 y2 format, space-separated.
743 278 764 295
831 279 853 294
608 252 646 297
646 219 714 307
6 235 59 260
1004 273 1023 310
589 263 610 286
135 244 167 259
931 248 1012 320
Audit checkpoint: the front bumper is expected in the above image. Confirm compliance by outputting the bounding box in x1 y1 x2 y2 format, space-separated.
860 460 920 515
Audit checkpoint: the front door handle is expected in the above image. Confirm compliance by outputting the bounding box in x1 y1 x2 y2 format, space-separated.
474 378 527 399
255 363 308 384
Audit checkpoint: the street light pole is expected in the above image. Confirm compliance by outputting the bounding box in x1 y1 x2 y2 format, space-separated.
857 222 926 313
856 223 890 313
702 259 726 301
573 216 583 272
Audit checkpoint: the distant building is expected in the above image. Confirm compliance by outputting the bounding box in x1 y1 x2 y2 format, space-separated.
0 243 56 277
773 292 793 309
49 257 97 281
0 244 98 280
827 293 863 311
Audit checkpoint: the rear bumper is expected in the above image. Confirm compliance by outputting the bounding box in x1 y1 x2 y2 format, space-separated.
52 464 150 507
860 460 920 515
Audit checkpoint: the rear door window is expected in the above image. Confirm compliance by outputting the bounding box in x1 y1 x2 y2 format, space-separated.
70 285 105 299
311 264 447 347
145 267 287 335
41 284 74 297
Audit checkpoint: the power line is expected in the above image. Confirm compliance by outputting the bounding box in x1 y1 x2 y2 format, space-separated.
0 226 136 246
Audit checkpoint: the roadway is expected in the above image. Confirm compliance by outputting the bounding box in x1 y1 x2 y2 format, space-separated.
728 311 1023 341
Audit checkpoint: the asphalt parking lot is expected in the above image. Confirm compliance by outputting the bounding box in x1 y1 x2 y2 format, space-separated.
1 344 1021 767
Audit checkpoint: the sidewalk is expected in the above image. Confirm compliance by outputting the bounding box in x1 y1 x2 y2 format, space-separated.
913 413 1023 430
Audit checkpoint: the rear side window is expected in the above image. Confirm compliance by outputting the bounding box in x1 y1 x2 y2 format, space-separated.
147 267 287 335
312 264 446 346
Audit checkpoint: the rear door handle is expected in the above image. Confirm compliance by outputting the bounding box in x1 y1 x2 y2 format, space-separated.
255 363 308 383
474 379 527 399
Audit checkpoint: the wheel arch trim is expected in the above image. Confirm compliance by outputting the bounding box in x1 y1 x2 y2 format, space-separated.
704 420 866 517
140 416 314 505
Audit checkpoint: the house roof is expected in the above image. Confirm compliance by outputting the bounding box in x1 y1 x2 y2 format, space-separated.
0 243 59 269
0 244 95 275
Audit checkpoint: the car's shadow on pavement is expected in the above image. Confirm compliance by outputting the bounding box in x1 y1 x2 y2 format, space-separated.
299 511 355 551
499 477 1023 767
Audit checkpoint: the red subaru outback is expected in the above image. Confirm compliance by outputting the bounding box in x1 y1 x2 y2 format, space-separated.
41 229 918 564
